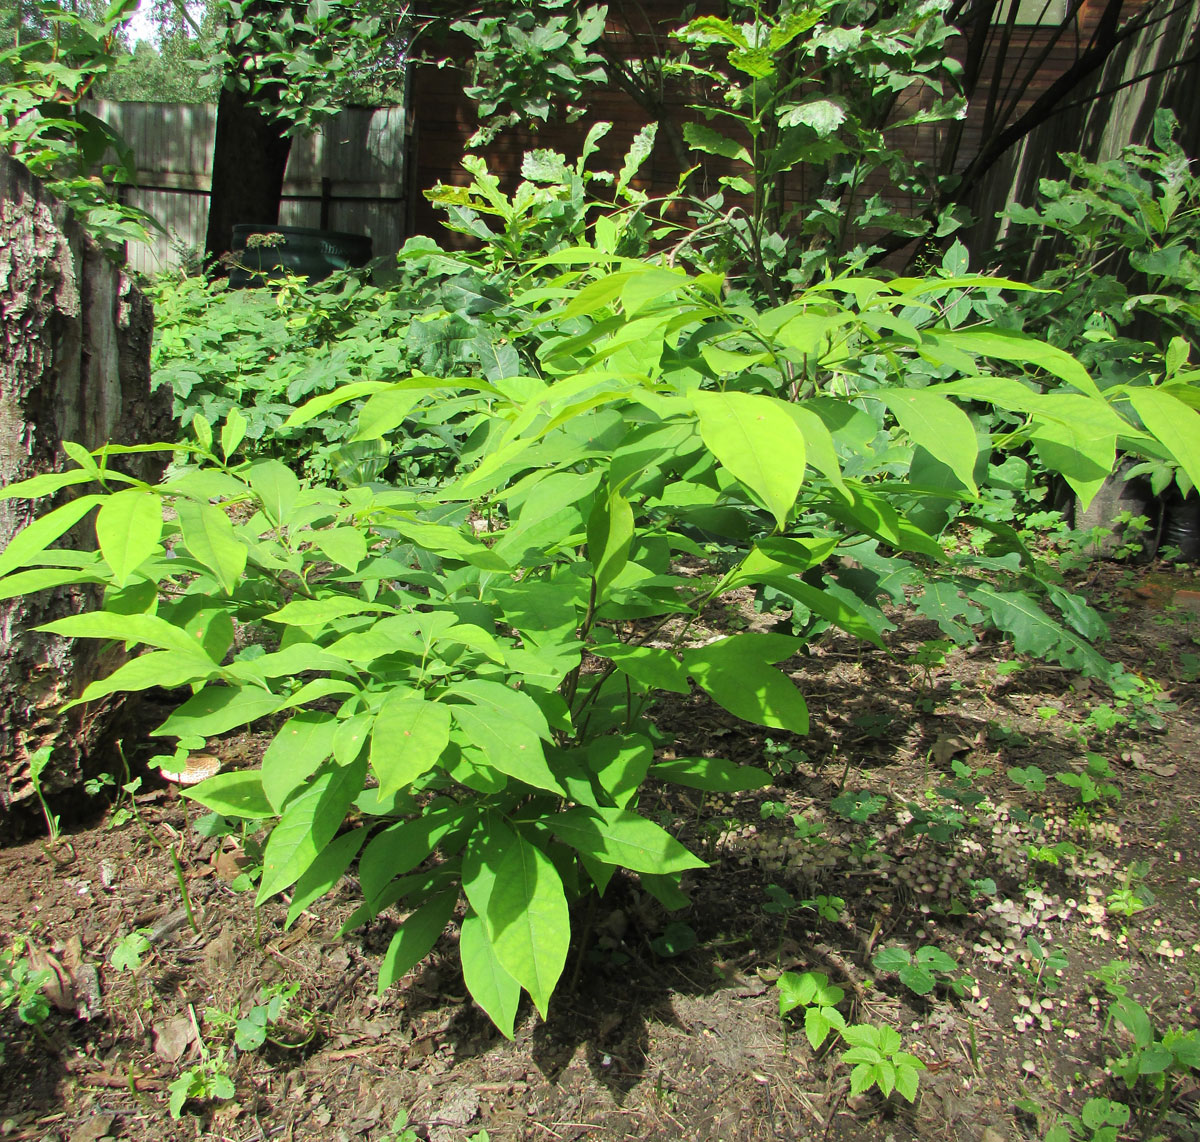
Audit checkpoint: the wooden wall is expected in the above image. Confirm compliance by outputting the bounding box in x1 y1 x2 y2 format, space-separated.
969 0 1200 266
92 100 408 275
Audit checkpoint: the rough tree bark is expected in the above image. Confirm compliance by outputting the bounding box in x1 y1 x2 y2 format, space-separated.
0 155 171 813
203 84 294 265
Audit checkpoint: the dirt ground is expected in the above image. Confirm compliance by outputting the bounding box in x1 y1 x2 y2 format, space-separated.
2 559 1199 1142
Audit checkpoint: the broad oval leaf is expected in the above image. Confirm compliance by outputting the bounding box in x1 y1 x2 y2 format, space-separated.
68 649 216 710
152 684 282 739
176 499 247 596
370 691 452 796
39 611 215 659
264 597 396 626
873 390 978 494
248 459 301 526
459 909 521 1039
586 485 634 600
376 889 458 996
1128 386 1200 494
358 803 471 908
682 633 808 733
693 390 806 528
262 711 339 811
285 827 366 929
649 756 770 793
548 806 706 875
0 494 105 578
95 489 161 587
486 831 570 1019
257 754 365 903
182 770 274 819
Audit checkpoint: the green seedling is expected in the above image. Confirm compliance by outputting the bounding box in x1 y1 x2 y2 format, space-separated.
1106 887 1149 920
831 790 886 824
776 972 924 1102
849 837 878 861
906 639 953 707
381 1112 421 1142
0 937 52 1033
762 737 808 777
1043 1097 1131 1142
1026 840 1077 866
205 982 312 1052
109 929 153 973
1107 862 1154 921
800 894 844 924
1106 995 1200 1099
168 1049 235 1119
1021 935 1069 995
840 1022 925 1103
905 797 966 844
872 944 972 997
763 884 800 918
849 712 892 739
1089 959 1134 1001
759 804 826 846
776 970 847 1050
1008 764 1047 793
987 720 1029 746
650 922 697 958
1056 753 1120 807
28 745 60 845
791 813 827 846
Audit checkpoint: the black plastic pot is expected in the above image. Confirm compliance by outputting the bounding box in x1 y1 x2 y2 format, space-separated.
1163 490 1200 562
229 224 372 287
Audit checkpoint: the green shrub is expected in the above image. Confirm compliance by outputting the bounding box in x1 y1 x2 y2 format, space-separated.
3 249 1197 1035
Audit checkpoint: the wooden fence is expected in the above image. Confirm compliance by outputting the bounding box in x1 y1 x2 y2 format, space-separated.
965 0 1200 262
91 100 409 275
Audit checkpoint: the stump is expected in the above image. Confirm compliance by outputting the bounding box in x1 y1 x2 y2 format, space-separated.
0 156 171 811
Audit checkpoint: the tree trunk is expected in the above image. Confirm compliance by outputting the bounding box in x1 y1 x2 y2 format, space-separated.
0 155 171 815
204 85 294 265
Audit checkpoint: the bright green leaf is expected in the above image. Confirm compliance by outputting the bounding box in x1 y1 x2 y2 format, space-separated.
548 806 706 874
95 490 161 587
694 391 807 528
682 633 808 733
460 909 521 1039
486 831 570 1018
370 691 452 796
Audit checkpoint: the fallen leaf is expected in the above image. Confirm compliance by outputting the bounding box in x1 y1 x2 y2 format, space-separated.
203 926 237 975
433 1084 479 1127
1131 754 1177 777
153 1016 196 1064
932 734 971 767
25 943 75 1012
70 1115 116 1142
212 838 252 881
73 963 103 1021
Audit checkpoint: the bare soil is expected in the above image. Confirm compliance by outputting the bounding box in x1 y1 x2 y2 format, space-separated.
2 561 1199 1142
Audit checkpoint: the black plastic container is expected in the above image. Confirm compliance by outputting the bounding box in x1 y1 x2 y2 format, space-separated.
229 224 372 287
1163 490 1200 562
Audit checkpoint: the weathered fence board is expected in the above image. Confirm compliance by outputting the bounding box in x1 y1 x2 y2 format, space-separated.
90 100 409 274
968 0 1200 263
